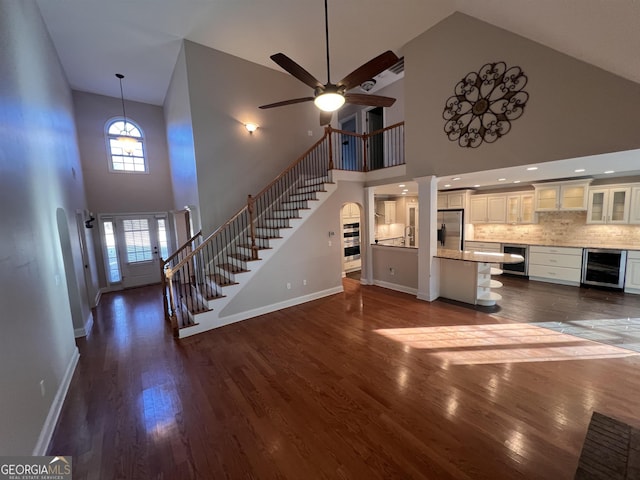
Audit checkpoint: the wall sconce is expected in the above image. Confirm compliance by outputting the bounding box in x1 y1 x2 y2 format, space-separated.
245 123 259 134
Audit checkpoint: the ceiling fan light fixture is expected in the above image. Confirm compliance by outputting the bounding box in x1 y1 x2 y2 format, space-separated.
314 92 345 112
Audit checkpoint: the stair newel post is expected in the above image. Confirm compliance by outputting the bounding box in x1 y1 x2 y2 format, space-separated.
160 258 169 323
248 194 258 260
166 271 179 336
326 126 334 170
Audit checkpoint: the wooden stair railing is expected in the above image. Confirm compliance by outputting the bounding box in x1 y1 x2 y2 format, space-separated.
161 122 405 334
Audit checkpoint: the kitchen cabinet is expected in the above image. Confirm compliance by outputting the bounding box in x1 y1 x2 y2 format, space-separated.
528 246 583 286
469 195 507 223
438 190 469 210
586 187 630 224
342 202 360 219
506 193 537 224
625 250 640 294
533 180 591 211
629 186 640 224
383 201 396 224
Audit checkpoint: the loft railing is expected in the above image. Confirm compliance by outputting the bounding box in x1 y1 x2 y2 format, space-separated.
329 121 405 172
161 121 404 333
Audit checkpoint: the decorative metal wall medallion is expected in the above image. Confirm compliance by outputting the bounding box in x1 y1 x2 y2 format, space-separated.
442 62 529 148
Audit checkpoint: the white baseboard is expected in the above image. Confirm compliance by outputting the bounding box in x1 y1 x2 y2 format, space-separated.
373 279 418 296
74 312 94 338
179 286 344 338
33 347 80 456
94 288 103 307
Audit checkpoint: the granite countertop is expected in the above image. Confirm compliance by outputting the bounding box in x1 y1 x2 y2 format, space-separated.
436 248 524 264
470 240 640 251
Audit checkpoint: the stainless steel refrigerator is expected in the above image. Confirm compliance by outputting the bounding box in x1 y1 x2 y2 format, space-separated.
437 209 464 250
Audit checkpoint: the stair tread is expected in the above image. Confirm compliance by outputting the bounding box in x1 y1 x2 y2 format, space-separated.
205 293 226 301
228 253 261 262
237 243 271 251
208 273 238 286
217 263 250 273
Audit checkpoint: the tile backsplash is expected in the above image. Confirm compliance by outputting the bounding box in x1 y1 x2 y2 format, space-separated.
473 211 640 248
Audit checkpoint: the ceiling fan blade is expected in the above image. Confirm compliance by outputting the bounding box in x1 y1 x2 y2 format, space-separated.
337 51 399 91
319 111 333 126
259 97 314 109
270 53 323 90
345 93 396 108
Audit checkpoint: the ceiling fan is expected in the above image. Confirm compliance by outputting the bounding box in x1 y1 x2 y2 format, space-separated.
259 0 399 126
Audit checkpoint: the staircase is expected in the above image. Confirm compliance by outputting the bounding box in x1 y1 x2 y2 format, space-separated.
161 122 405 338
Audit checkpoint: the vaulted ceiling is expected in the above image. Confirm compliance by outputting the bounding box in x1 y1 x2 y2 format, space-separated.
37 0 640 106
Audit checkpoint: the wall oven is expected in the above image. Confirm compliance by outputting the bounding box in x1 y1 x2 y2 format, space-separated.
582 248 627 289
343 222 360 261
502 244 528 276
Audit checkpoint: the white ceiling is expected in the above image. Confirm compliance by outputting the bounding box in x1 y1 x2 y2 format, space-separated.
36 0 640 190
37 0 640 106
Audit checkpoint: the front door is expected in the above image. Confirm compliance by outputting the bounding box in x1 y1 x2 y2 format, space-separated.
112 214 168 288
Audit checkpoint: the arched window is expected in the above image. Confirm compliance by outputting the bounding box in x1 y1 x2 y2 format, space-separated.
106 119 147 172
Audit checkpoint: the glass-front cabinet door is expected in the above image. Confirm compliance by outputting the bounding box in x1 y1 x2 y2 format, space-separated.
587 187 630 224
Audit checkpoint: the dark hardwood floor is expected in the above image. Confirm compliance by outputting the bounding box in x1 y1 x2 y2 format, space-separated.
48 276 640 479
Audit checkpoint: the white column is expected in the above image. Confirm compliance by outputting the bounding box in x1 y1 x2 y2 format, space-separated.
416 175 440 301
361 186 376 285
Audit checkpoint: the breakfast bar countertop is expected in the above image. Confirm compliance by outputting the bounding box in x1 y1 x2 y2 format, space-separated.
436 248 524 264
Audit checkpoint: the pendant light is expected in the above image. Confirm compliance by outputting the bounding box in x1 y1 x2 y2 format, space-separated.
115 73 137 154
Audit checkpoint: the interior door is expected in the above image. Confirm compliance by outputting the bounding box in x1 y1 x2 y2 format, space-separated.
115 215 165 288
366 107 384 170
339 116 358 170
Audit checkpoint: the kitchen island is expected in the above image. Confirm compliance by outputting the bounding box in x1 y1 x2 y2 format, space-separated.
436 248 524 306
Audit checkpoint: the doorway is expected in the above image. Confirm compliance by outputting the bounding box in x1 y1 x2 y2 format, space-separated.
339 115 359 171
341 202 361 276
366 107 384 170
100 213 170 289
406 202 419 247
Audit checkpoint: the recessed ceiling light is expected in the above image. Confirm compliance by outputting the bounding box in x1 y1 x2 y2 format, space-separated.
402 189 409 192
444 184 451 188
574 168 585 173
452 177 461 181
398 184 405 188
526 167 538 171
604 170 615 174
513 180 521 184
402 192 407 195
473 184 481 188
498 178 506 182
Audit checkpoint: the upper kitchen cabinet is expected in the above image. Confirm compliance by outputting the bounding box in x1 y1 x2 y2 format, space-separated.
438 190 471 210
533 180 592 211
586 186 631 224
506 193 537 224
629 186 640 224
383 201 396 224
469 194 507 223
342 202 360 220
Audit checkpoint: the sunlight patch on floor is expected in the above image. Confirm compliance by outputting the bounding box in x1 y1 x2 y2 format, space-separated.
374 323 638 365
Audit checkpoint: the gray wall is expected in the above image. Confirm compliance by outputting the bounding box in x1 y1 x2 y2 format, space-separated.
182 40 321 234
74 90 174 214
404 13 640 179
0 0 84 454
164 44 199 214
220 181 365 316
